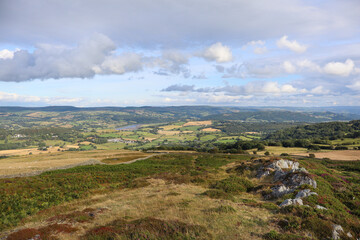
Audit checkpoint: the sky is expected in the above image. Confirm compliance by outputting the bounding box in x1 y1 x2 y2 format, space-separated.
0 0 360 107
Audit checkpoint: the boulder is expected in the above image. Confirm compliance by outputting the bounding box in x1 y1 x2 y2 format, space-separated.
332 224 344 240
295 189 318 199
279 198 303 207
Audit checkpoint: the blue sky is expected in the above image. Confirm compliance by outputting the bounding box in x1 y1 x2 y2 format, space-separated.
0 0 359 107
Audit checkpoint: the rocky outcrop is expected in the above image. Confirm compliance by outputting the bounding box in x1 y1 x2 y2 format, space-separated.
283 172 317 189
295 189 318 199
279 198 303 207
271 184 294 198
257 160 317 199
268 159 299 170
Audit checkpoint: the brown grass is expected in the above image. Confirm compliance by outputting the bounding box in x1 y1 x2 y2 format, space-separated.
183 121 212 126
201 128 221 132
294 150 360 161
0 150 149 176
7 179 274 240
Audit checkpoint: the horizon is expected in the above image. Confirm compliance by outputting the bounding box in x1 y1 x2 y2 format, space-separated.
0 1 359 107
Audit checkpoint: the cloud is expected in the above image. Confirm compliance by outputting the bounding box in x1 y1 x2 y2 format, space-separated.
0 34 151 82
254 47 267 54
0 49 18 59
100 53 143 74
162 81 298 96
323 59 355 77
310 86 329 94
0 91 82 105
277 35 307 53
154 50 191 78
2 0 358 47
346 81 360 91
243 40 267 54
0 34 117 82
198 42 233 63
162 84 195 92
283 61 296 73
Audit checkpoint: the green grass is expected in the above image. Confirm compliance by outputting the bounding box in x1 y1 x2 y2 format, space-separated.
0 153 252 231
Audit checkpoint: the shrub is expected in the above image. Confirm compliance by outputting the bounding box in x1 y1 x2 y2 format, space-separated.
211 176 254 194
201 189 235 201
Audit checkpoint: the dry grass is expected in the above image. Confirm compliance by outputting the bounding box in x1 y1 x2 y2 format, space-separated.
294 150 360 161
159 125 181 130
0 150 149 176
183 120 212 126
157 130 181 135
201 128 221 132
257 146 315 155
9 179 274 240
0 147 61 156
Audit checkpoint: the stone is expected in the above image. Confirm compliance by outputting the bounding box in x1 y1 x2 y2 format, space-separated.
295 189 318 199
256 169 270 178
315 205 327 210
283 173 317 189
273 169 287 182
271 184 294 198
279 198 303 207
269 159 299 170
332 224 344 240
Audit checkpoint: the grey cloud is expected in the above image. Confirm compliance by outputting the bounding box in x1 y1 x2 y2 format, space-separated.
215 65 225 73
0 34 145 82
154 50 191 78
192 73 207 79
162 84 195 92
1 0 358 47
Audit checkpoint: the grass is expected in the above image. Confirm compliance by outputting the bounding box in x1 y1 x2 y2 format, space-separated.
2 152 360 239
0 153 252 232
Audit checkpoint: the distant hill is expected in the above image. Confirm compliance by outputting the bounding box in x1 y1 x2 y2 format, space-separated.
0 106 358 126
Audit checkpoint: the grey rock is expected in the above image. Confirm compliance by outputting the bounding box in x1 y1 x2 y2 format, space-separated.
257 169 270 178
269 159 299 170
271 184 294 198
332 224 344 240
273 169 287 182
283 173 317 189
315 205 328 210
279 198 303 207
295 189 318 199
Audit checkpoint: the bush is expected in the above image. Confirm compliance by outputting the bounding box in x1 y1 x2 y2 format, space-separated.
201 189 235 201
211 176 254 194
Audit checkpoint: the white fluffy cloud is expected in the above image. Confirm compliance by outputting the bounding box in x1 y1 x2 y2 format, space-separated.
277 35 307 53
346 81 360 91
323 59 355 77
100 53 143 74
199 42 233 63
0 49 18 59
283 61 296 73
